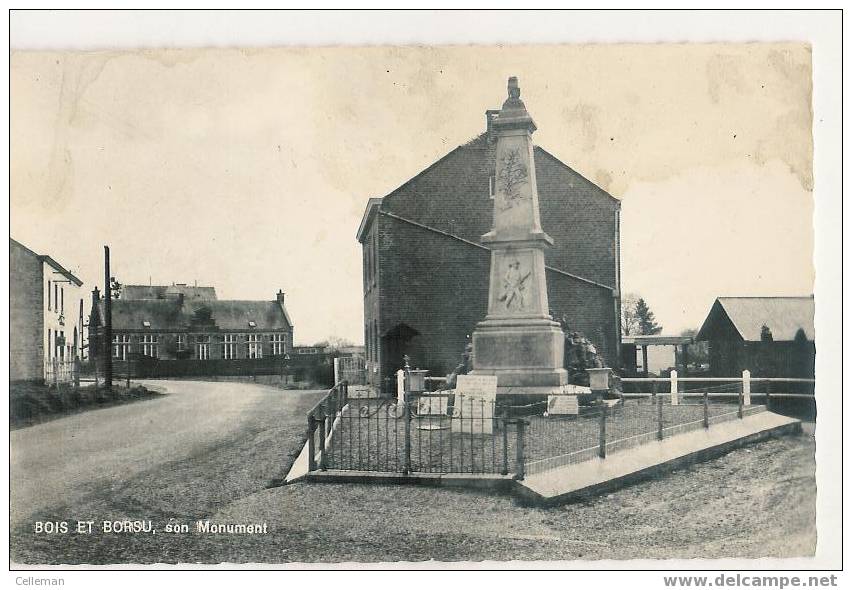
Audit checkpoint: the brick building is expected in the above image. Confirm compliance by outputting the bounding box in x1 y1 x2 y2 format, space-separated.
357 112 621 392
10 238 85 382
88 286 294 375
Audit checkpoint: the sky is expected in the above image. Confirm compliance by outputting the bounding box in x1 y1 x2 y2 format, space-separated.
10 44 814 345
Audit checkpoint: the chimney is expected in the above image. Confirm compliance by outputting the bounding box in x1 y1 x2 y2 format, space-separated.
485 109 500 138
276 289 286 304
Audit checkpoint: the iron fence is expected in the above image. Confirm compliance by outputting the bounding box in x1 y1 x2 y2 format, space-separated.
304 376 813 480
306 386 520 476
43 358 79 387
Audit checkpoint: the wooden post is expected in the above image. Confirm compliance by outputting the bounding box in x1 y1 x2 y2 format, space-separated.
319 403 328 471
657 395 664 440
333 357 340 387
642 345 649 378
515 419 526 481
396 369 405 404
670 369 679 406
742 369 751 406
737 380 744 419
598 394 607 459
74 357 80 391
307 415 317 472
703 391 709 428
766 380 772 411
52 357 58 388
403 390 412 474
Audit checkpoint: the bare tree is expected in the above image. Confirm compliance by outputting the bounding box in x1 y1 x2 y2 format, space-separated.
621 293 640 336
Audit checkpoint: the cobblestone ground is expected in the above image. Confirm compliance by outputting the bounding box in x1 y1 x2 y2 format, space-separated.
12 408 816 564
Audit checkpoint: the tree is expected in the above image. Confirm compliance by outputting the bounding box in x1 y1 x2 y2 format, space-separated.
635 298 662 335
680 328 709 368
621 293 640 336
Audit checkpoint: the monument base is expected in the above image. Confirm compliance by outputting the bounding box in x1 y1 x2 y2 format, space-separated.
470 318 568 388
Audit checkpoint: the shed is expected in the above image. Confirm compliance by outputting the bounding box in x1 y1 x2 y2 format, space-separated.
695 296 815 378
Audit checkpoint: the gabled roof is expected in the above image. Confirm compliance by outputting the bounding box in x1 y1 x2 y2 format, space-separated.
696 296 815 342
95 298 292 332
188 300 292 331
354 130 621 288
10 237 83 286
356 198 383 243
96 299 184 330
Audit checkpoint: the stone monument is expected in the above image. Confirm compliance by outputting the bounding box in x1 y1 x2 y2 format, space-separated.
470 77 569 396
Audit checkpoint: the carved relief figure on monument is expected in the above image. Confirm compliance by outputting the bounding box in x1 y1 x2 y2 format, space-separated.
497 147 529 211
498 259 531 311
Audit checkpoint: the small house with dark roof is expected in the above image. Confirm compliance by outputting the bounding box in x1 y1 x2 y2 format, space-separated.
88 287 293 375
696 296 815 378
357 90 621 393
10 238 85 382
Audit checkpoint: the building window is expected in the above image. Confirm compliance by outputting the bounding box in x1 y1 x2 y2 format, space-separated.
58 330 65 359
47 281 52 310
142 334 158 358
247 333 263 359
55 283 58 312
113 334 131 360
196 335 210 360
270 333 287 356
47 328 52 359
176 334 187 351
61 287 64 314
223 334 238 359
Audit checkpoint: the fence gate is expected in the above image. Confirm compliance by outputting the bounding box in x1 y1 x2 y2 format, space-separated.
334 356 367 386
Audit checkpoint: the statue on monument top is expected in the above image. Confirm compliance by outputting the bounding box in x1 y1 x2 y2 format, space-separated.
493 76 537 133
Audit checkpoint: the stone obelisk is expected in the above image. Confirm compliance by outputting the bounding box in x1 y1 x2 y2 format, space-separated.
470 77 568 394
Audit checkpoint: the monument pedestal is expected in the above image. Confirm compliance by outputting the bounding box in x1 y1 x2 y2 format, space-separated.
470 318 567 389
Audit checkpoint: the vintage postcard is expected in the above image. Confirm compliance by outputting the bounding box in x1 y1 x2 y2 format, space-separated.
6 9 842 579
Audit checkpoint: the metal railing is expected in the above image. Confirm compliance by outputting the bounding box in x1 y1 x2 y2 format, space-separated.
304 374 814 481
44 358 80 388
523 390 768 476
308 387 521 476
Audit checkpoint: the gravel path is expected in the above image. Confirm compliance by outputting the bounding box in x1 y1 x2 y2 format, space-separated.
11 378 815 565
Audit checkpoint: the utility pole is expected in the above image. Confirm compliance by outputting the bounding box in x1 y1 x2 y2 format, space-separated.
78 298 84 360
104 246 113 391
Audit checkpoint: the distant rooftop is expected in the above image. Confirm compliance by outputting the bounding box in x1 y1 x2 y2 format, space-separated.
120 283 217 301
